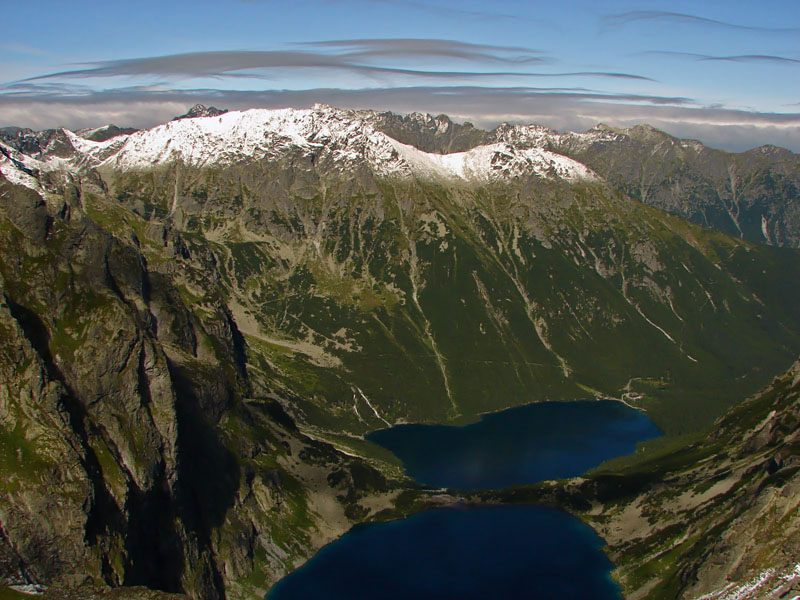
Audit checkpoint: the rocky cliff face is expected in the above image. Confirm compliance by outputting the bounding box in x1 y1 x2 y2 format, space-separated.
0 166 408 600
0 105 799 599
355 109 492 154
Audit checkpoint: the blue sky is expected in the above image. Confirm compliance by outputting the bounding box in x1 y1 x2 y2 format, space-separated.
1 0 798 151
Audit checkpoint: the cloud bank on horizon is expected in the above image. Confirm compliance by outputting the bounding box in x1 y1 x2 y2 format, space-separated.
1 0 798 152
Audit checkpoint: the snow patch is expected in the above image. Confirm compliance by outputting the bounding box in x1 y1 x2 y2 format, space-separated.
63 128 126 154
354 386 391 427
1 138 85 182
375 137 599 183
693 569 775 600
0 141 47 192
103 107 356 169
781 563 800 581
0 155 41 191
761 214 773 244
691 567 799 600
8 584 46 595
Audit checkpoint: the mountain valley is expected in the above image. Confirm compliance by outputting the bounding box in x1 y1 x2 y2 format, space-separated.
0 105 799 599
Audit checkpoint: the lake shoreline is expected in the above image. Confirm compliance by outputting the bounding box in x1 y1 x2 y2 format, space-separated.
264 400 661 599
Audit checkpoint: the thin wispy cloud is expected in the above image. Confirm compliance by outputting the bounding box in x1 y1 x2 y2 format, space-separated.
643 51 800 66
604 10 800 34
0 84 695 110
15 49 654 84
297 39 547 63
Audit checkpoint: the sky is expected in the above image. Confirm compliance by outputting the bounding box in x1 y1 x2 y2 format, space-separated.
0 0 798 151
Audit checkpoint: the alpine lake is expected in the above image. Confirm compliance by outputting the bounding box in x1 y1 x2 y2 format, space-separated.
267 400 661 600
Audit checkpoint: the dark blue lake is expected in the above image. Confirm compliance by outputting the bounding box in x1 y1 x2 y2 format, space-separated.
266 400 660 600
368 399 661 490
266 505 622 600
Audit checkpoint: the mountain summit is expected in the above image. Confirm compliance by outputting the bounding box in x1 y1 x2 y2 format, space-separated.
171 103 229 121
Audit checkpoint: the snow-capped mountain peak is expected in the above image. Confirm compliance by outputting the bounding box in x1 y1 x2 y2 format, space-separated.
98 106 599 184
374 138 598 183
103 107 364 170
1 106 600 193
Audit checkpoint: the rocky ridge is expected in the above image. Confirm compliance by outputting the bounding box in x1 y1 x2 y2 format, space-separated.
490 122 800 248
4 104 797 248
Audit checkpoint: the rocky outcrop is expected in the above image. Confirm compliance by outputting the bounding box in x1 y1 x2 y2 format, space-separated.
172 104 228 121
0 170 409 599
362 108 491 154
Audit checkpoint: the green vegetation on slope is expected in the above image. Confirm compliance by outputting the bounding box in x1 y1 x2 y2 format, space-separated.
1 127 799 600
104 162 800 435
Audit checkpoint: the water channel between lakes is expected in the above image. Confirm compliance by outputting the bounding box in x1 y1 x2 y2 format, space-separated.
267 399 661 600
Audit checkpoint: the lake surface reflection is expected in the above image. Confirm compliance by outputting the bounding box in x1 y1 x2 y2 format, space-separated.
368 399 661 490
266 505 622 600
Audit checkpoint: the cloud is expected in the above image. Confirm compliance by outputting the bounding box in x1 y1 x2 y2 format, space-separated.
3 84 798 152
604 10 800 34
0 83 689 109
15 49 654 84
297 38 547 63
0 81 96 96
643 51 800 66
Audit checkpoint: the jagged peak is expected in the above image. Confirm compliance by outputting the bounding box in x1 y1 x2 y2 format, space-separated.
587 123 625 135
492 122 559 146
75 124 139 143
172 104 229 121
625 123 674 142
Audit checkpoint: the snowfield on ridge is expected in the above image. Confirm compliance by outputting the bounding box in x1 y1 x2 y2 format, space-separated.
99 106 600 183
1 105 604 195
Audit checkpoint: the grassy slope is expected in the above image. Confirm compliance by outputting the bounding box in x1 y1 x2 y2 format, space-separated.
105 164 800 436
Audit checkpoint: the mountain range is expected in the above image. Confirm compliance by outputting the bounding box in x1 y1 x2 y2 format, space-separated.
0 104 798 599
4 105 798 249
